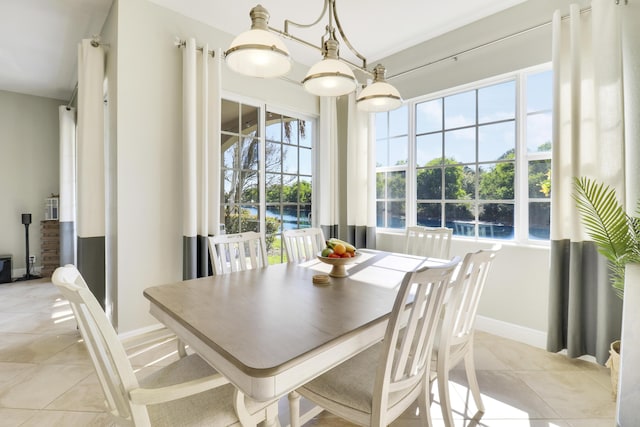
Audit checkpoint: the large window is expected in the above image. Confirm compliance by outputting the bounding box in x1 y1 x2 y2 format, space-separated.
221 99 315 263
375 67 552 243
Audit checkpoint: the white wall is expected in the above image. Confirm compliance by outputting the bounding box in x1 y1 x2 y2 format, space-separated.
377 233 550 337
112 0 317 332
0 90 64 277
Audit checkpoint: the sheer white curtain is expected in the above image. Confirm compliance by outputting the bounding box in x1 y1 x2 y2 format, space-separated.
317 97 339 238
76 39 106 308
547 1 624 364
59 106 76 266
346 93 376 248
182 38 220 279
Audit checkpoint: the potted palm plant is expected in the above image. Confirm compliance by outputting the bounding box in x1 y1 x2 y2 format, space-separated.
573 176 640 403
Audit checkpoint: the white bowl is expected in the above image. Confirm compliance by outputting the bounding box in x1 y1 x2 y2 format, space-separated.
316 251 361 277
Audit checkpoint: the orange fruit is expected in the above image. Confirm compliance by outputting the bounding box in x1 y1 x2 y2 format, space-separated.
333 243 346 255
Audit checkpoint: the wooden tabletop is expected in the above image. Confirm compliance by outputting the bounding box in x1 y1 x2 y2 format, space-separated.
143 250 438 399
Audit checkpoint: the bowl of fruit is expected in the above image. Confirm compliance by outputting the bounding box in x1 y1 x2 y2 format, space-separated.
317 238 361 278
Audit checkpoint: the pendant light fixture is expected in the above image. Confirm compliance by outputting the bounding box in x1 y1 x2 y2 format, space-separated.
225 5 292 78
225 1 403 112
302 38 357 97
356 64 402 112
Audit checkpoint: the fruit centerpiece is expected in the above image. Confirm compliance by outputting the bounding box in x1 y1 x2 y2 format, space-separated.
317 238 360 277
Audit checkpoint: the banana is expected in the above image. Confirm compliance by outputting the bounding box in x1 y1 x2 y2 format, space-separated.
328 238 356 253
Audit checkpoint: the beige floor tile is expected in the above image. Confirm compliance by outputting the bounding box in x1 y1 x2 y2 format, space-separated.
0 292 67 315
126 336 182 368
482 337 596 373
0 362 37 388
466 342 512 371
430 420 572 427
567 419 616 427
46 373 107 412
460 370 560 419
0 333 79 363
19 409 113 426
0 408 37 427
583 367 617 396
518 370 616 419
0 364 93 409
42 339 93 366
0 310 77 335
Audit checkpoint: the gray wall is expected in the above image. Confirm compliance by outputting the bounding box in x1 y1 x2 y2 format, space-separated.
382 0 590 99
0 90 64 277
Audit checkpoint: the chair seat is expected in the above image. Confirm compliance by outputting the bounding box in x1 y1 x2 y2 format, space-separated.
141 354 265 427
300 343 418 416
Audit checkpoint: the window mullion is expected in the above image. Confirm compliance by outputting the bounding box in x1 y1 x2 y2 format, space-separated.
407 103 416 227
516 72 528 244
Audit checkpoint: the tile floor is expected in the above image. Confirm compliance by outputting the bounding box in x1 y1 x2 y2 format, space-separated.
0 277 616 426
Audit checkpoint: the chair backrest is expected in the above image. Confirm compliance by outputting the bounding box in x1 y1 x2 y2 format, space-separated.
442 245 500 347
208 231 268 275
282 227 326 262
52 265 143 426
373 256 460 420
404 226 453 259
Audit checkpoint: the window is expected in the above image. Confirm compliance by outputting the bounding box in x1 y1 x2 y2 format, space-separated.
376 106 409 228
375 67 552 243
221 99 315 263
265 110 314 262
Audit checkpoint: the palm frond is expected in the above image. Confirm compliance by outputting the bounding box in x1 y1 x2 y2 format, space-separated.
573 177 632 263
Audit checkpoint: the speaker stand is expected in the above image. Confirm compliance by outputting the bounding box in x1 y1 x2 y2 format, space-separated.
15 221 40 282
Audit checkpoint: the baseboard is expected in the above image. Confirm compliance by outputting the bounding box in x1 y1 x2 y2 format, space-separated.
11 266 43 280
475 315 547 349
118 323 167 340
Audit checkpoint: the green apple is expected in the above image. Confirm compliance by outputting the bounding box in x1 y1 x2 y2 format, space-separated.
321 248 333 257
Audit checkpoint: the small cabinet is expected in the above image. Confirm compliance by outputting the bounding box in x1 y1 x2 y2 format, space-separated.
40 220 59 277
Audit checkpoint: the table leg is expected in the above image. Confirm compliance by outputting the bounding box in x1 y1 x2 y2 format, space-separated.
288 391 301 427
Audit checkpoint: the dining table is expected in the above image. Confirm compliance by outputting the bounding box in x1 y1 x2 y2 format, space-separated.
143 249 445 425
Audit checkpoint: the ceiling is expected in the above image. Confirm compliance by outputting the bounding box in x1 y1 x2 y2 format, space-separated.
0 0 526 102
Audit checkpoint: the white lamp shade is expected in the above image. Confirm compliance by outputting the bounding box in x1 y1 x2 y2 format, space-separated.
225 29 291 78
356 81 403 112
302 58 357 97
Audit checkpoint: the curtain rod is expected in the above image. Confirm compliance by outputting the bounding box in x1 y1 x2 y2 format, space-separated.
388 6 593 81
175 39 216 58
66 84 78 109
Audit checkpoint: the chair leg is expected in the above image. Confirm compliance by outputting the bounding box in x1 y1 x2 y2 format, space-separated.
234 390 281 427
419 378 434 427
437 357 456 427
177 339 187 358
288 391 301 427
464 347 484 413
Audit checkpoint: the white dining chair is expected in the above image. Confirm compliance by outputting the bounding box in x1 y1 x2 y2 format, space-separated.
62 262 189 358
431 245 500 426
405 226 453 259
282 227 326 262
208 231 268 275
288 256 461 427
52 264 277 427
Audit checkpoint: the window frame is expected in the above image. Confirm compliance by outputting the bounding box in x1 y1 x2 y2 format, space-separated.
220 91 319 262
375 63 552 246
